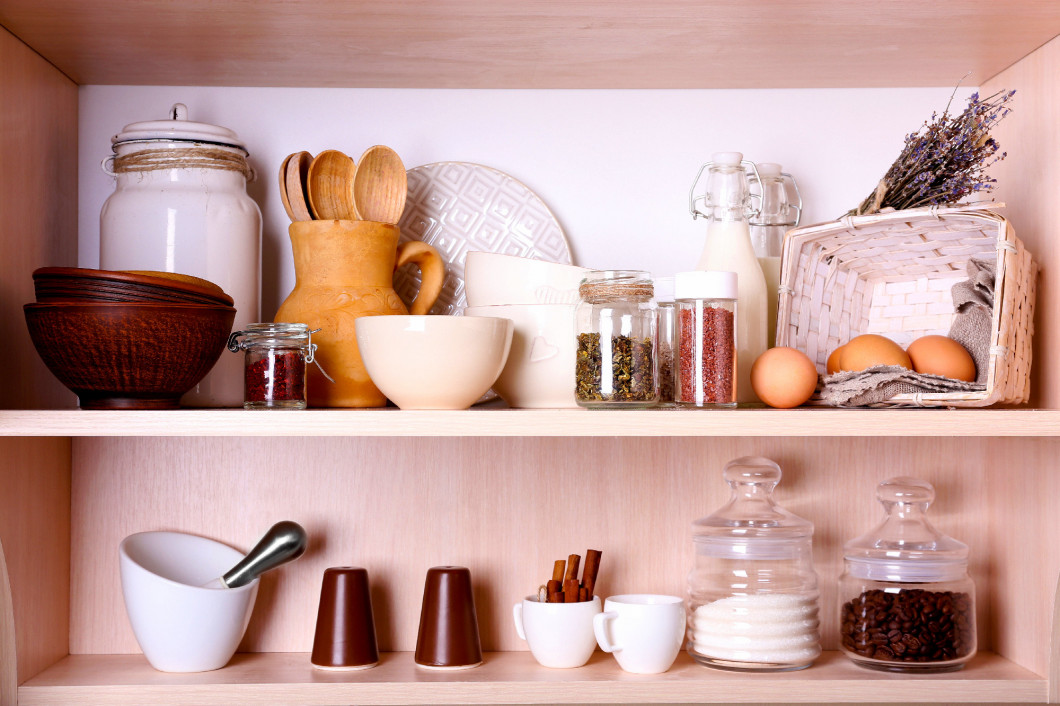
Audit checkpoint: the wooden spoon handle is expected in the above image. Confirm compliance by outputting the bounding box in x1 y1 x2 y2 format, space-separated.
394 241 445 315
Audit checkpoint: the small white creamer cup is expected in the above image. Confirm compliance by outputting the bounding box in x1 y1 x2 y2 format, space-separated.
593 594 685 674
513 595 601 668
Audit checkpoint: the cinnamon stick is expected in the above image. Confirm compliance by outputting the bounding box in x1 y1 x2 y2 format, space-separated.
546 579 561 599
563 579 579 603
549 591 563 603
579 587 588 602
582 549 602 598
552 559 566 583
564 554 581 583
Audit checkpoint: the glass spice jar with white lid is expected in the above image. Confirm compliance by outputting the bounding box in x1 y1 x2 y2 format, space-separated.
838 477 976 672
687 457 821 671
675 270 738 407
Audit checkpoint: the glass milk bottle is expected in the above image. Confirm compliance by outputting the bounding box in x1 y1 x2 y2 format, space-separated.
748 164 802 348
689 152 766 404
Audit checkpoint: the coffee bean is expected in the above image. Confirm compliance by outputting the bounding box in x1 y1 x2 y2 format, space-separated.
840 589 974 664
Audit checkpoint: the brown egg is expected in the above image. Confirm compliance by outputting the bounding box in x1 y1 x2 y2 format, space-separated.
750 347 819 409
839 334 911 372
826 346 845 374
907 335 976 382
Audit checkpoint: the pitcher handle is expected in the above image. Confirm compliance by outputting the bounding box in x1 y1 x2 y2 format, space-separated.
394 241 445 315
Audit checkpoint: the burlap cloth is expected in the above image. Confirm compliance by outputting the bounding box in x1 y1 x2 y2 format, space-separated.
822 258 993 406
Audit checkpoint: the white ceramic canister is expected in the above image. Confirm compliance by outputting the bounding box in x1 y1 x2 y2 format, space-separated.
100 103 262 407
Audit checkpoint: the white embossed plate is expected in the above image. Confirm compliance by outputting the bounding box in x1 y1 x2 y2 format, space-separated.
394 162 573 315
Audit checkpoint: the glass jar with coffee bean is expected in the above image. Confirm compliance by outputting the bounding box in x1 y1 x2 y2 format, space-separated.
839 477 976 672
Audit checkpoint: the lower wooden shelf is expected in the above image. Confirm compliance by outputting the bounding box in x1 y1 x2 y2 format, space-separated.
17 650 1047 705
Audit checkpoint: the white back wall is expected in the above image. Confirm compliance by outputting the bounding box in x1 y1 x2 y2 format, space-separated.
79 86 975 317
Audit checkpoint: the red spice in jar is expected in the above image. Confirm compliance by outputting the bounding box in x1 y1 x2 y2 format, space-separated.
678 306 735 405
245 350 305 403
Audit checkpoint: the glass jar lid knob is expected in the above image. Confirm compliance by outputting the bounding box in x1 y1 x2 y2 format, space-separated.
877 476 935 518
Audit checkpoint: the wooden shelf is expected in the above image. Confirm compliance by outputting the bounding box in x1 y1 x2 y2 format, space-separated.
1 1 1059 88
2 407 1060 438
17 651 1047 705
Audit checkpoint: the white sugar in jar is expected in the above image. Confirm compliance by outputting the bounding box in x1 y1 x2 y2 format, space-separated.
690 594 821 666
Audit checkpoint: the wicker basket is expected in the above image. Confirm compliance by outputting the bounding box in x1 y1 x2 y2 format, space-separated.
776 205 1036 407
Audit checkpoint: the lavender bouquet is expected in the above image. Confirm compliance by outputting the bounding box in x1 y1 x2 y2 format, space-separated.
851 89 1015 216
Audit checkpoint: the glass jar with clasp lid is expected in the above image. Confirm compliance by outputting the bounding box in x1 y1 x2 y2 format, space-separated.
687 456 821 671
227 323 319 410
839 477 976 672
574 270 659 408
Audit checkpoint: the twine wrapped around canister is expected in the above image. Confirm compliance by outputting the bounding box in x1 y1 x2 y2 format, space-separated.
111 148 254 181
578 281 654 304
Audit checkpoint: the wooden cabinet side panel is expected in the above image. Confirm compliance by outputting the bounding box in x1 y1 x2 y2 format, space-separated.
986 438 1060 680
0 25 78 410
983 34 1060 409
0 438 71 686
70 437 993 656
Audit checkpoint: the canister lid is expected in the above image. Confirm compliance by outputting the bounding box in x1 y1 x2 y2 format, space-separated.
653 276 675 303
692 456 814 560
711 151 743 166
843 477 969 582
756 162 783 177
112 103 247 152
675 270 737 301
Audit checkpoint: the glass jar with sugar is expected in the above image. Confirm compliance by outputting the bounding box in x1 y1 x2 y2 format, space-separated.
686 456 821 671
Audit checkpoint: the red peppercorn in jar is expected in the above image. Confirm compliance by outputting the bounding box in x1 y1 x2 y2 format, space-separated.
227 323 317 409
675 271 738 407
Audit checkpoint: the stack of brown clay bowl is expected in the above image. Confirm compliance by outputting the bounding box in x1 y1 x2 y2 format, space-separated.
25 268 237 409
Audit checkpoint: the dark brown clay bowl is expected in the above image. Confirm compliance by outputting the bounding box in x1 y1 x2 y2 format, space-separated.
34 282 229 305
24 301 236 409
33 267 234 307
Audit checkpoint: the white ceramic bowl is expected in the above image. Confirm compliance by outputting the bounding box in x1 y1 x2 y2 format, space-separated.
464 251 590 307
464 304 578 409
119 531 259 673
355 315 513 410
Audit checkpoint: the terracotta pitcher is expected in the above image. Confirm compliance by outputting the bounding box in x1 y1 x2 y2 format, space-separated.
275 220 444 407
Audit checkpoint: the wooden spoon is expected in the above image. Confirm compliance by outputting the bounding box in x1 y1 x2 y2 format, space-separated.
284 151 314 222
353 145 407 224
278 153 298 222
306 149 359 220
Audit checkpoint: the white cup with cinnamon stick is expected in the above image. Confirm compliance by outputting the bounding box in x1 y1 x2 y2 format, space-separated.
513 595 602 668
593 594 685 674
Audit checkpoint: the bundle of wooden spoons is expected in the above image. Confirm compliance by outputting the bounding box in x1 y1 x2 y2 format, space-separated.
278 146 408 225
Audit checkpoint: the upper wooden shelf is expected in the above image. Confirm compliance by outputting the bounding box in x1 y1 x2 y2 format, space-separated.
1 1 1059 88
2 407 1059 438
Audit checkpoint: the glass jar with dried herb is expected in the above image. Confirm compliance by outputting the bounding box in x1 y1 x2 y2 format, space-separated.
227 323 317 410
655 276 677 406
574 270 659 408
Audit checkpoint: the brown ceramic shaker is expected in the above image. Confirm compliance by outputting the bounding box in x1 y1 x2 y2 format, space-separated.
414 566 483 669
310 567 379 670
